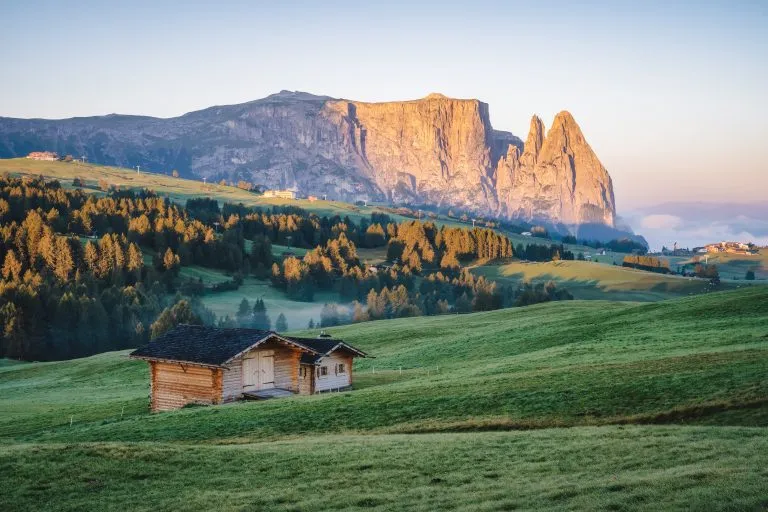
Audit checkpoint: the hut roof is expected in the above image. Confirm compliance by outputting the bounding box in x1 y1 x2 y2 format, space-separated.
130 325 365 367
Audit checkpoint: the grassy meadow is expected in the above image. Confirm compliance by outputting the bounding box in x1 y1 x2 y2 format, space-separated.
0 158 411 224
200 277 345 329
674 251 768 280
1 287 767 509
472 259 752 301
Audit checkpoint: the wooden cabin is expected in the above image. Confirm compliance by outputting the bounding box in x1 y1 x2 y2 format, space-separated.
130 325 367 412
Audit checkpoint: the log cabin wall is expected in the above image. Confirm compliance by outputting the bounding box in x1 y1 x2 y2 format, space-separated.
221 358 243 402
272 345 300 392
149 361 223 412
314 352 354 392
298 364 314 395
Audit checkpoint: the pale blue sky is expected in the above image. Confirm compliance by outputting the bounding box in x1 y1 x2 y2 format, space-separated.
1 0 766 211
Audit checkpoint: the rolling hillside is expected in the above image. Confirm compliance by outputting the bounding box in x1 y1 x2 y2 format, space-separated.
0 158 387 223
1 288 767 510
472 260 750 301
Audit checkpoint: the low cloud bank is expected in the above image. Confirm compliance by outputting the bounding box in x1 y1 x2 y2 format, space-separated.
622 202 768 251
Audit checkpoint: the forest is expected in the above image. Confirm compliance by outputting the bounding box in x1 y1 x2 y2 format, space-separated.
0 175 572 361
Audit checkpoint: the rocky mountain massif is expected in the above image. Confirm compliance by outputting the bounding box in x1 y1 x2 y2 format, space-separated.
0 91 616 226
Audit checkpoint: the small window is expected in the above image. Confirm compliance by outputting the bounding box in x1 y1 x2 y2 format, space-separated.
319 366 328 377
337 363 346 374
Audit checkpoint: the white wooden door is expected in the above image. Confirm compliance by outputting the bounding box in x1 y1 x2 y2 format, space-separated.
259 351 275 389
243 357 258 388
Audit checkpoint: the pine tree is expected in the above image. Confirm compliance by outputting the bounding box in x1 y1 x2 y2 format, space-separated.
252 298 271 330
150 300 203 339
236 298 251 326
163 247 180 271
53 237 75 281
2 250 23 281
275 313 288 332
308 318 315 329
352 301 370 323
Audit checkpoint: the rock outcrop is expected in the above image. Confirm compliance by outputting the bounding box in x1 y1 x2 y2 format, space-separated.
496 112 615 225
0 91 616 226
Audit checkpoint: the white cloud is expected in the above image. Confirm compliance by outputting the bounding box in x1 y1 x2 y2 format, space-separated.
640 214 683 230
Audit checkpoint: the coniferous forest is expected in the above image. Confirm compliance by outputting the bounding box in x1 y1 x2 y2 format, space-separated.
0 175 572 361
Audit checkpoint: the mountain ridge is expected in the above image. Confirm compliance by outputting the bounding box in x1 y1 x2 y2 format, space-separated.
0 91 615 227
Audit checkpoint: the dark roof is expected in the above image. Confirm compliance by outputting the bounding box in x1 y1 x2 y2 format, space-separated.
289 336 368 365
130 325 309 367
130 325 366 367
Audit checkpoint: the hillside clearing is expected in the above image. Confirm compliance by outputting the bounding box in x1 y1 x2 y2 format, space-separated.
472 260 750 301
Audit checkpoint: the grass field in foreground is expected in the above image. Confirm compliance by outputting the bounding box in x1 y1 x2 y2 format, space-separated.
2 427 767 511
1 287 767 510
472 259 752 301
2 287 766 443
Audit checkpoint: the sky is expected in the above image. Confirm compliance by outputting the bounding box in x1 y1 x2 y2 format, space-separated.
1 0 766 245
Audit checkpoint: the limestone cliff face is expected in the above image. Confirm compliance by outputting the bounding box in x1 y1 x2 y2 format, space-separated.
496 112 615 225
0 91 615 226
321 93 499 211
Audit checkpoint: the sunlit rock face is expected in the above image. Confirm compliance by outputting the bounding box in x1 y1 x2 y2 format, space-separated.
0 91 615 226
495 112 615 226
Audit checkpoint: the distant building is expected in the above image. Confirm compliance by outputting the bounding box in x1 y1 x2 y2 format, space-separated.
263 189 297 199
307 195 318 202
521 231 532 237
27 151 58 161
704 241 753 255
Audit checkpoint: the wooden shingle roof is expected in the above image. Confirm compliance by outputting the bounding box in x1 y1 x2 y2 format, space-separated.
290 337 368 365
129 325 366 367
130 325 313 367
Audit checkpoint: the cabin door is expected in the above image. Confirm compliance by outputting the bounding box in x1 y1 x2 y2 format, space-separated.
258 351 275 389
243 356 258 388
243 351 275 390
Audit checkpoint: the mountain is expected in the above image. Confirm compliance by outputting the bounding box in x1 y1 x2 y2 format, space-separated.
0 91 616 226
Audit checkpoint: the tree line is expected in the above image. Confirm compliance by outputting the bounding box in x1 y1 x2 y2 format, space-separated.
0 175 576 361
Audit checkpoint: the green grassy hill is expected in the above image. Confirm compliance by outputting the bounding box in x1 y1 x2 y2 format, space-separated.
669 251 768 280
0 158 411 224
1 288 767 510
472 259 751 301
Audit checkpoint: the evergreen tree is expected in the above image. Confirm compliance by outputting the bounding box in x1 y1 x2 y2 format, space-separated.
252 298 271 330
236 298 251 326
275 312 288 332
150 300 203 339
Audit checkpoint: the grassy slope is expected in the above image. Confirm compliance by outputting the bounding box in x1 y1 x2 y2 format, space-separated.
0 158 408 224
200 277 342 329
2 287 766 442
1 288 767 510
472 260 755 301
675 251 768 280
2 428 766 511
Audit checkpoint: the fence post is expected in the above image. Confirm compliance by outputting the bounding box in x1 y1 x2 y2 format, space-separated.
399 366 402 376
